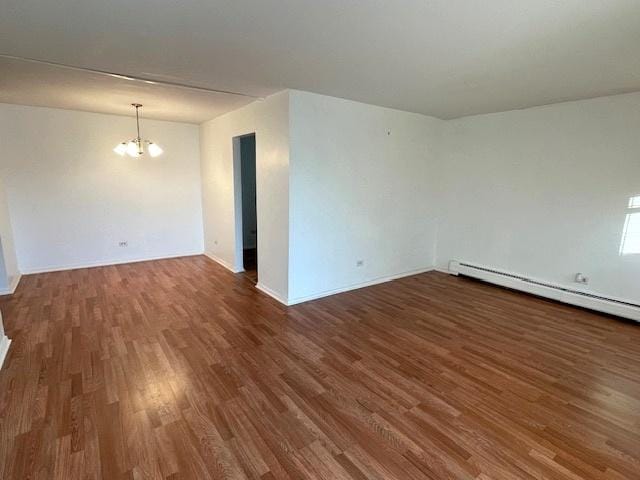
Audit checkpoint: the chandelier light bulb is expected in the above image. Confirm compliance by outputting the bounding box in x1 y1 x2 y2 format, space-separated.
148 142 163 158
126 140 141 157
113 142 127 156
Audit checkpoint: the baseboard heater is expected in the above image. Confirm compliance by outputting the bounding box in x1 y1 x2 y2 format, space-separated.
448 260 640 323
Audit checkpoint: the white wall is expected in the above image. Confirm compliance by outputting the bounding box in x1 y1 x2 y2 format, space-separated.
288 91 442 303
0 177 19 291
200 91 290 302
0 103 204 273
438 92 640 303
2 89 638 310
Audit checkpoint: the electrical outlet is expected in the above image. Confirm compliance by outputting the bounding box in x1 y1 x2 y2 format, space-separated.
119 241 128 248
356 260 364 267
574 273 588 284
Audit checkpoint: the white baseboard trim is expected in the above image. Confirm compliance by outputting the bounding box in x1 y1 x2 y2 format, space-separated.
10 274 21 293
0 336 11 369
20 252 204 275
0 274 22 296
203 251 243 273
450 260 640 322
256 282 289 305
287 266 435 306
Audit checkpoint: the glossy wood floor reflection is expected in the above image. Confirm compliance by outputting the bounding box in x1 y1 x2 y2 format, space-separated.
1 256 639 479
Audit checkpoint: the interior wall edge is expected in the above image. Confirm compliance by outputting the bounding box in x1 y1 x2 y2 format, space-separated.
0 309 10 369
203 251 243 273
0 274 21 296
255 282 289 306
0 336 10 370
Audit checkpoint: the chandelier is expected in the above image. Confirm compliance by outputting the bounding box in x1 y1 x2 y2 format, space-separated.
113 103 163 157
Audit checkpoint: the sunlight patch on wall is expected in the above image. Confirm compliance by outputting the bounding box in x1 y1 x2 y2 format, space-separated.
620 195 640 255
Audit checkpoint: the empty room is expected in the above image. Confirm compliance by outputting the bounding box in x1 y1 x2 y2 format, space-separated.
0 1 639 479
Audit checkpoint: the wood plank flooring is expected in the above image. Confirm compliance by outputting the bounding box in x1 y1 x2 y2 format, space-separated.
0 255 639 479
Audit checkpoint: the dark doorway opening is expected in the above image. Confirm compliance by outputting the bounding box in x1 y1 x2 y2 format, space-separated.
239 134 257 283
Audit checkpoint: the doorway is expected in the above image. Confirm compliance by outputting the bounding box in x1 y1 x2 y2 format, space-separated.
234 133 257 283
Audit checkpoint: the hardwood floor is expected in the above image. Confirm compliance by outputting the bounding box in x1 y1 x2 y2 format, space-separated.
0 255 639 479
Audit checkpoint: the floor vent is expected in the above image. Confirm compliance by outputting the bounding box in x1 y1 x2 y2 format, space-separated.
449 261 640 322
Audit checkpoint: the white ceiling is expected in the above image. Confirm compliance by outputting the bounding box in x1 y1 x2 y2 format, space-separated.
1 0 640 122
0 57 255 124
